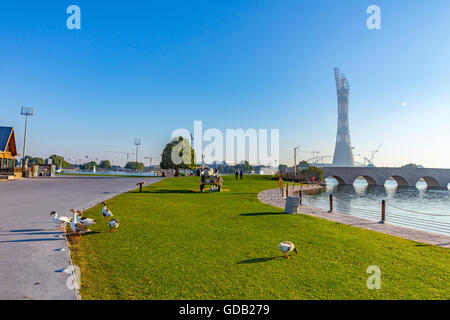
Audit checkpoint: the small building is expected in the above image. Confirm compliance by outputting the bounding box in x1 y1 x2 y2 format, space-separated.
0 126 20 178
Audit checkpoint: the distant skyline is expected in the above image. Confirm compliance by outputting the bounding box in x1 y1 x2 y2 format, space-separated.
1 1 450 168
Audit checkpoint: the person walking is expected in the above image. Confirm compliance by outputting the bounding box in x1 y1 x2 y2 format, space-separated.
240 169 243 180
235 169 239 180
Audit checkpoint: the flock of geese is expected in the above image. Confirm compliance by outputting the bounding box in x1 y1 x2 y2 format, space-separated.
50 203 298 258
49 202 119 237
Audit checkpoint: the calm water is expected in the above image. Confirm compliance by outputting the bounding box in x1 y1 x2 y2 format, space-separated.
302 179 450 236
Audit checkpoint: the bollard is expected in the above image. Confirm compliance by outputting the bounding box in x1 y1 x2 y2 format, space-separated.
328 194 333 212
136 182 145 193
380 200 386 223
299 190 302 206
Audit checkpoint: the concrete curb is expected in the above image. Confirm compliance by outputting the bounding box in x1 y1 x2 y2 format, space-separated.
64 234 82 300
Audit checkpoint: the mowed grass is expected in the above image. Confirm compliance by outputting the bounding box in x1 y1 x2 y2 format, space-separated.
69 175 450 300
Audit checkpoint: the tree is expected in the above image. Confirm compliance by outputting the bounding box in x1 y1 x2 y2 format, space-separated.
125 162 144 171
24 156 45 165
99 160 112 170
160 136 196 176
298 160 309 169
80 161 98 171
49 154 70 168
278 164 288 173
402 163 419 169
301 165 324 181
234 160 253 173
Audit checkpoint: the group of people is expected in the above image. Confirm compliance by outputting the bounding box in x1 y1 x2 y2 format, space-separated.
235 169 244 180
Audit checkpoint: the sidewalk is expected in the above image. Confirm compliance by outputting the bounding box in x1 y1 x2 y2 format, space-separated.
0 176 163 300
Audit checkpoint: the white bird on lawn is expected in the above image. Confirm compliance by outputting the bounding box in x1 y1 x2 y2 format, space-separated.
69 209 91 237
108 219 119 232
102 202 113 219
49 211 72 230
278 241 298 259
76 210 96 227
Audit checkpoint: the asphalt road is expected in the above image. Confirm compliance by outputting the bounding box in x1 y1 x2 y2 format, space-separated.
0 176 163 300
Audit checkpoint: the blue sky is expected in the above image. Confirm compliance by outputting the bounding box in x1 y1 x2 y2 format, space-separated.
1 1 450 168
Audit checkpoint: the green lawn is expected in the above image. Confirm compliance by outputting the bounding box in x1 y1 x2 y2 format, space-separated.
69 175 449 300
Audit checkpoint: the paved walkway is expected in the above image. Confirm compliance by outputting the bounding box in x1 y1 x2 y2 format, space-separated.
258 188 450 248
0 176 163 300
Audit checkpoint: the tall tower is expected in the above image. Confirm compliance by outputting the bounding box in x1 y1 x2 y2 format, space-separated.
332 67 354 167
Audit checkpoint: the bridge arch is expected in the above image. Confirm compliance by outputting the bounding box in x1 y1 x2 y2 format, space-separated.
353 175 378 186
385 175 409 187
420 176 441 189
325 175 346 185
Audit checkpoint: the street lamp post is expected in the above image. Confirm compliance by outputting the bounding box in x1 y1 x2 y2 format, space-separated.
294 146 300 185
134 138 141 171
20 107 34 168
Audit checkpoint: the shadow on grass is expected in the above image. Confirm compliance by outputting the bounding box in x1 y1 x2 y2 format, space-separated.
413 242 449 248
240 212 285 217
66 231 101 238
138 189 199 194
237 256 281 264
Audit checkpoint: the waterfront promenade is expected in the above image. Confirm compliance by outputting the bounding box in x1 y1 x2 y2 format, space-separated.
0 176 163 300
259 188 450 248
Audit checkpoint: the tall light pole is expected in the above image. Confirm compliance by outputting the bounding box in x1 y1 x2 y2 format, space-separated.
21 107 34 168
134 138 141 163
134 138 141 171
294 146 300 183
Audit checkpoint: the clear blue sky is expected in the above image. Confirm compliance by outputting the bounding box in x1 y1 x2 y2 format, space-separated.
1 1 450 168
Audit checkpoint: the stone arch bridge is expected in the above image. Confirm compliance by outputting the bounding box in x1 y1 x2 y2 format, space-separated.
322 167 450 189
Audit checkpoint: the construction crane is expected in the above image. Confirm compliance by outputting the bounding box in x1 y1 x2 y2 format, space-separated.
354 145 382 167
299 150 321 164
370 144 382 165
104 151 135 167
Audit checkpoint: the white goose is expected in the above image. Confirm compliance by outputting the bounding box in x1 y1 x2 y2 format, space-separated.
102 202 113 219
108 219 119 232
278 241 298 259
69 209 91 237
49 211 72 230
76 210 96 227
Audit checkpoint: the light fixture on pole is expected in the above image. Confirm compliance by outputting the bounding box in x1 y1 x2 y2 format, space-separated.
20 107 34 168
294 145 300 183
134 138 141 165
